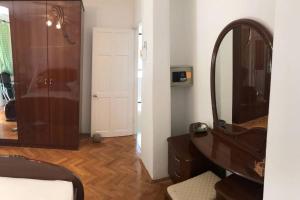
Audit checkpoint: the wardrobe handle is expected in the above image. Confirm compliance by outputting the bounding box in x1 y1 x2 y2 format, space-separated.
44 78 48 85
49 79 53 86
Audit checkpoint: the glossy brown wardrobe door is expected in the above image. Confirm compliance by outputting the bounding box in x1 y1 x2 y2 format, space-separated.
12 1 51 146
47 1 81 149
232 25 271 124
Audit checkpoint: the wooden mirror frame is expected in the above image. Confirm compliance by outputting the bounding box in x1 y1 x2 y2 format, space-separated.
210 19 273 130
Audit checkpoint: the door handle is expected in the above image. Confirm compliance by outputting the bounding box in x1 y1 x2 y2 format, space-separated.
92 94 99 98
49 79 53 86
44 78 48 85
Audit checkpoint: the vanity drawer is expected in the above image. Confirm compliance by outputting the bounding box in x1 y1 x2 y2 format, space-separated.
168 147 184 182
167 134 209 183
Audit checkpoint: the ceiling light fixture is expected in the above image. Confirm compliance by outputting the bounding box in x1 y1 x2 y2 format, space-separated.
56 22 61 29
46 20 52 27
48 5 75 45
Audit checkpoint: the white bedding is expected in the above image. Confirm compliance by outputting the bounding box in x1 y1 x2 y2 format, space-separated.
0 177 73 200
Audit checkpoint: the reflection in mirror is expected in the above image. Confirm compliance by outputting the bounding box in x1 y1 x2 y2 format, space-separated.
0 5 18 140
215 25 272 130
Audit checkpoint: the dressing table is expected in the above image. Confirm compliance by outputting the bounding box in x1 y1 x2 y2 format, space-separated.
189 19 272 199
190 124 266 184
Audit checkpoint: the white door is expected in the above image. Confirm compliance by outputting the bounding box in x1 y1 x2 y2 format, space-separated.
91 28 134 137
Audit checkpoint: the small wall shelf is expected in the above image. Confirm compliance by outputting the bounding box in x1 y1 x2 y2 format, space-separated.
171 65 193 87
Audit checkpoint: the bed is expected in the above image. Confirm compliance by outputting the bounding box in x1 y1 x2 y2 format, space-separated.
0 155 84 200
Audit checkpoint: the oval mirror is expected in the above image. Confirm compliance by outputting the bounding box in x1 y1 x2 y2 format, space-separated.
211 19 273 132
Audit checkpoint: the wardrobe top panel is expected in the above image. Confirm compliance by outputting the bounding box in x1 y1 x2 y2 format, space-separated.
0 0 84 11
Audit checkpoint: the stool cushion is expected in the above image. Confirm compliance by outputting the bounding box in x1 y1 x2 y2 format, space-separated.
167 171 221 200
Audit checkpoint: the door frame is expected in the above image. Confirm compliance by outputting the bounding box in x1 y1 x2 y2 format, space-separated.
133 26 140 136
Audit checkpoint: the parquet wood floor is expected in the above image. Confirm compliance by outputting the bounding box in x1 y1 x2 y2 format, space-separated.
235 116 268 129
0 136 172 200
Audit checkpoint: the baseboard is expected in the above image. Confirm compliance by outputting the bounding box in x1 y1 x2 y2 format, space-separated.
139 159 153 182
139 158 171 183
151 177 171 184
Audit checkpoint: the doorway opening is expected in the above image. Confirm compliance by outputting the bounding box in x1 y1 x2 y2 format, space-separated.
0 5 18 140
136 24 143 149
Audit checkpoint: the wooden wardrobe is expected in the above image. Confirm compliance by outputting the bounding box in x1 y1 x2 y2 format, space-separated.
0 0 83 149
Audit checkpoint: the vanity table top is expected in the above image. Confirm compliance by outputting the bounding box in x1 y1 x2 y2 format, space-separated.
191 125 266 184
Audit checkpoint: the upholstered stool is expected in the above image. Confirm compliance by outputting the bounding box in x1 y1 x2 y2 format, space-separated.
167 171 221 200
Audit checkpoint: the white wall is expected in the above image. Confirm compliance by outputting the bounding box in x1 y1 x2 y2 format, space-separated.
140 0 154 178
171 88 190 136
188 0 275 128
152 0 171 179
141 0 171 179
134 0 142 27
170 0 195 66
170 0 196 136
216 31 233 123
264 1 300 199
81 0 135 133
